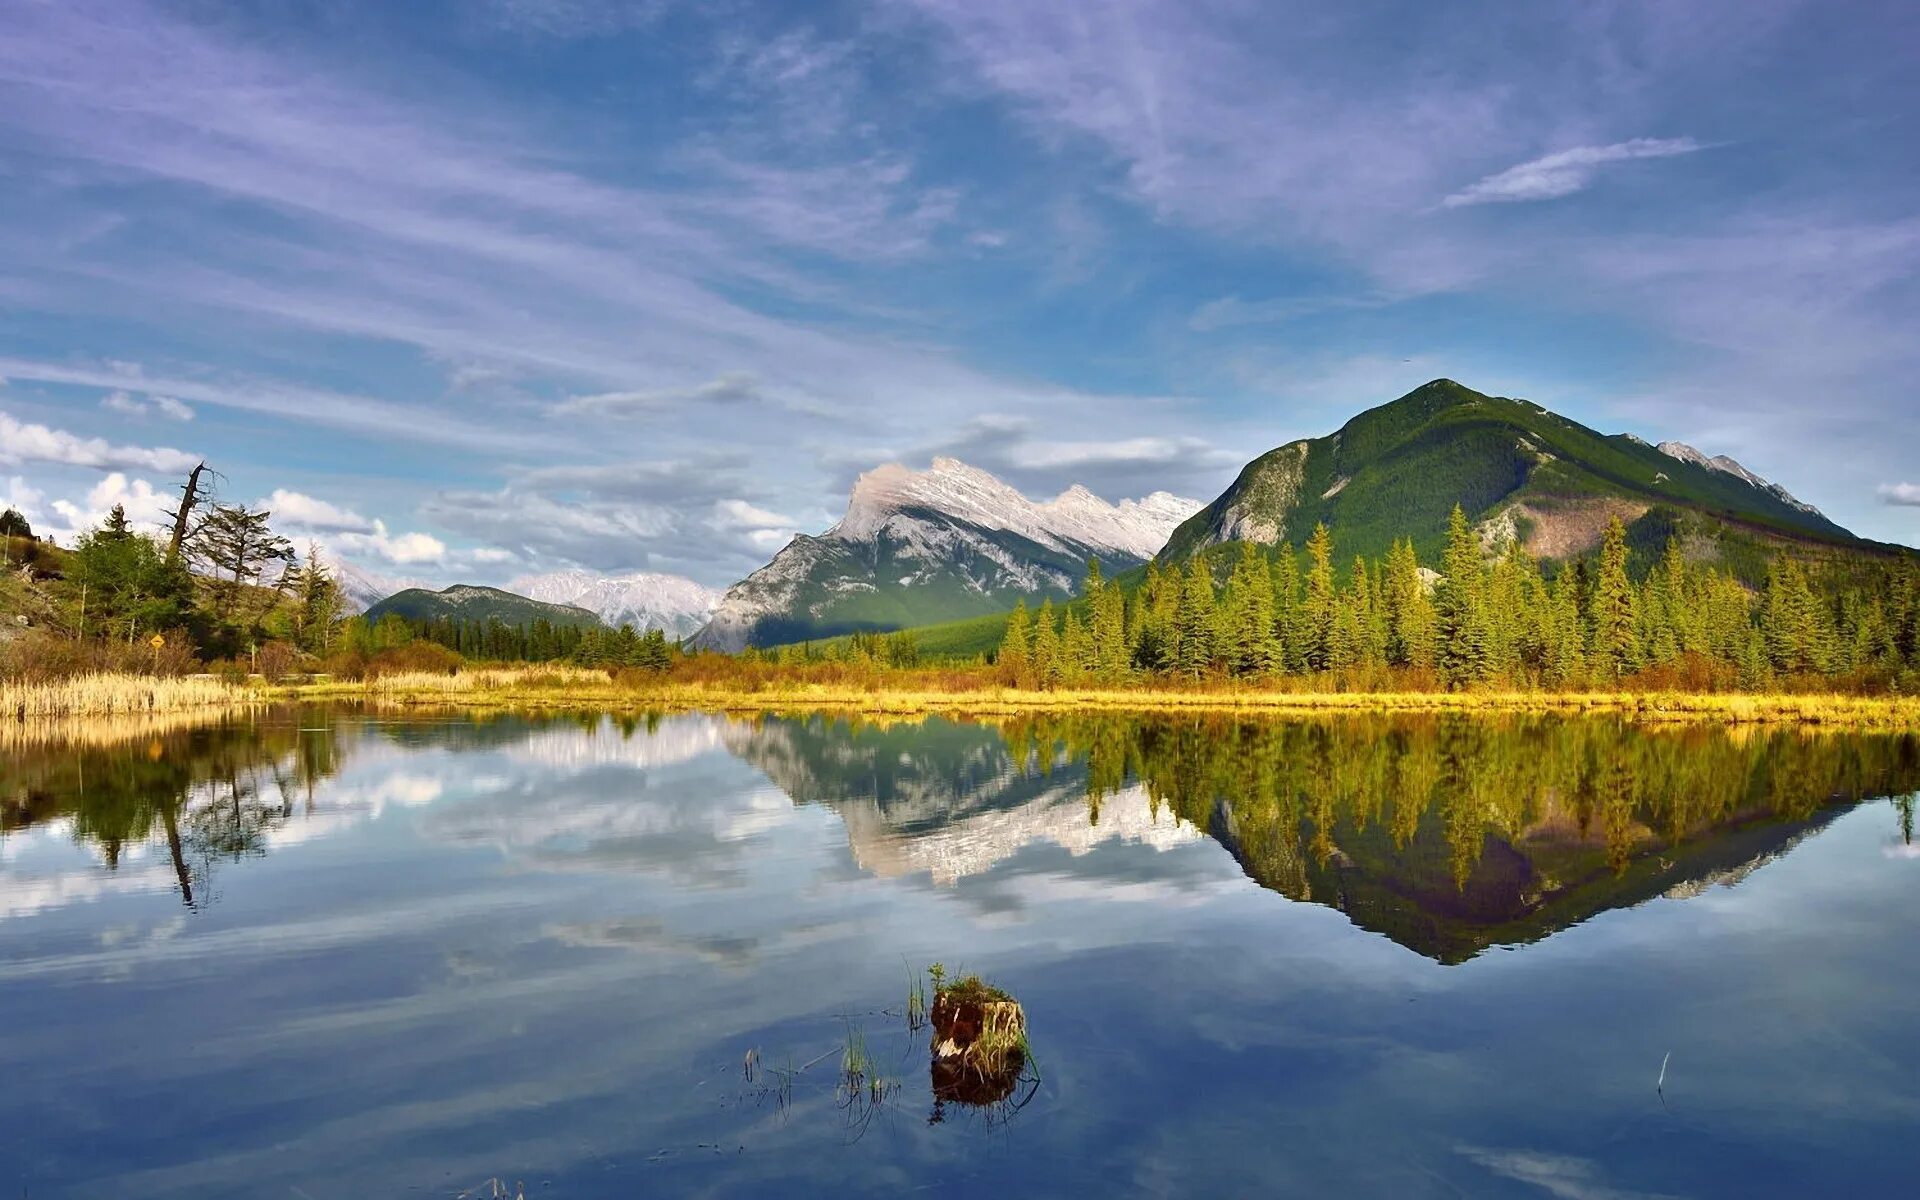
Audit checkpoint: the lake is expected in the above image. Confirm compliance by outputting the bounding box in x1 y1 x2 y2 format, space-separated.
3 706 1918 1197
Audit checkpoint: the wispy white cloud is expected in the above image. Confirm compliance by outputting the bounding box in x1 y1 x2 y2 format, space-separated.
0 410 197 474
1879 483 1920 507
556 373 763 417
100 389 195 420
259 489 374 533
1442 137 1706 207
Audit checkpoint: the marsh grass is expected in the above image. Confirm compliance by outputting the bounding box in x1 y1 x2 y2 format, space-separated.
0 672 251 720
291 667 1920 727
906 967 928 1032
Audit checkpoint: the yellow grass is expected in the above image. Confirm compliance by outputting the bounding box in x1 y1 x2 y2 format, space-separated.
0 672 253 720
286 667 1920 728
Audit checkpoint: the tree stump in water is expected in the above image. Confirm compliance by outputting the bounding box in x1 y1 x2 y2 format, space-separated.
929 979 1026 1107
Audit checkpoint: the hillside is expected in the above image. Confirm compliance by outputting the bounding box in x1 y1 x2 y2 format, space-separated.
691 458 1199 651
1160 378 1872 571
364 585 606 630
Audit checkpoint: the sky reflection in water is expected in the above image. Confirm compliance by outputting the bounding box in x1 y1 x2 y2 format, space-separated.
2 707 1917 1198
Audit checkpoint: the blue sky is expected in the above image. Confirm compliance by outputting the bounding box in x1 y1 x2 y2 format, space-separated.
2 0 1918 587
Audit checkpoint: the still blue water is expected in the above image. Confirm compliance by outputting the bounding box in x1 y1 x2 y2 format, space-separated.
2 707 1917 1197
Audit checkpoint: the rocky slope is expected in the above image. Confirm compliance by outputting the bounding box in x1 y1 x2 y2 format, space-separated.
691 458 1199 651
508 568 719 639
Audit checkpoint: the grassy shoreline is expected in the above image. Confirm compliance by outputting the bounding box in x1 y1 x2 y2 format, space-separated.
282 668 1920 726
6 667 1917 727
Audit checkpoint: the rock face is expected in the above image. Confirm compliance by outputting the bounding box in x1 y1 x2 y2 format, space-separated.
1654 441 1826 518
691 458 1200 651
508 568 719 638
1161 378 1859 572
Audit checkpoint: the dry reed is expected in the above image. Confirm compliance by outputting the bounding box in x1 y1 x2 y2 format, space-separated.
0 672 251 720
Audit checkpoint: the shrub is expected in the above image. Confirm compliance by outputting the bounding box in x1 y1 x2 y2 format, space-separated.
254 640 302 684
366 641 463 677
320 649 369 682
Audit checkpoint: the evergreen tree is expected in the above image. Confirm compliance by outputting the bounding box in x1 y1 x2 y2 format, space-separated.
196 502 295 622
1223 541 1279 675
1435 505 1491 687
1092 566 1131 679
1061 609 1093 680
1383 538 1436 670
1544 565 1586 686
1031 598 1062 688
1172 557 1216 677
1588 516 1640 680
69 506 190 644
1271 542 1304 673
1302 523 1337 671
999 599 1032 683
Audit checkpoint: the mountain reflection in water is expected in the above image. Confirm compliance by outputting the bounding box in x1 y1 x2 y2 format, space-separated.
7 706 1915 963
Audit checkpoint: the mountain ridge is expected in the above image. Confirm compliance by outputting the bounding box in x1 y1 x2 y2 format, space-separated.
1161 378 1865 569
508 568 719 638
691 457 1201 651
364 584 606 630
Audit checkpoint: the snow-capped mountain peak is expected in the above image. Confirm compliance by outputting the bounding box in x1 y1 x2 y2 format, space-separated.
691 458 1201 651
508 569 721 638
1655 441 1824 518
829 457 1199 560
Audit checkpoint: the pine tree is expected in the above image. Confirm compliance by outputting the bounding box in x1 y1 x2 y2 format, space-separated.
1224 541 1279 675
1093 572 1131 679
1302 523 1337 671
1383 538 1437 670
1271 543 1304 673
1589 516 1640 680
999 599 1031 684
1435 505 1491 687
1172 557 1216 677
1061 609 1093 680
1031 598 1062 688
1544 565 1586 686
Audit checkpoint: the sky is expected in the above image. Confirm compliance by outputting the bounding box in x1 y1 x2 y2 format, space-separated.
2 0 1919 589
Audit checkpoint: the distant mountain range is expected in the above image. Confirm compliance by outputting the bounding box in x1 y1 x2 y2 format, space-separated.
691 457 1200 651
336 378 1905 652
364 584 605 630
508 569 720 638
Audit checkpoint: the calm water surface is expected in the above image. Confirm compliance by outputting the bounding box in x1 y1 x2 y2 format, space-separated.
3 706 1918 1197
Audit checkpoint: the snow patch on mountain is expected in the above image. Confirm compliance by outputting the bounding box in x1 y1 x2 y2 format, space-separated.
1655 441 1825 517
832 457 1196 559
509 568 721 638
692 459 1202 652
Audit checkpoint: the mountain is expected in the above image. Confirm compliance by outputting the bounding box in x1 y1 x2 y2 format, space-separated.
1160 378 1868 570
507 568 719 639
364 584 605 629
691 457 1200 651
330 560 428 614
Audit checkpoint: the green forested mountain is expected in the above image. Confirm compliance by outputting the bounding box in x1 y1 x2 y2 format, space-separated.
801 381 1914 666
365 585 605 631
1160 378 1873 574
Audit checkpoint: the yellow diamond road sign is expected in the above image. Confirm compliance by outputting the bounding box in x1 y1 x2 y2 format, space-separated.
150 634 166 649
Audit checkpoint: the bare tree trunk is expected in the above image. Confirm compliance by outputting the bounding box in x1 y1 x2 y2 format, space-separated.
166 462 209 563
